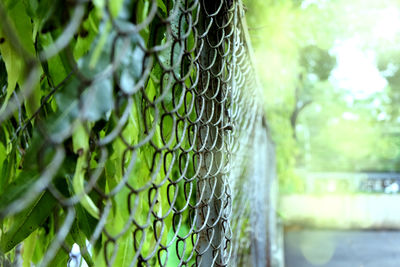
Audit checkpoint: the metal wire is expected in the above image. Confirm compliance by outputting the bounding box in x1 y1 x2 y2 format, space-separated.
0 0 267 266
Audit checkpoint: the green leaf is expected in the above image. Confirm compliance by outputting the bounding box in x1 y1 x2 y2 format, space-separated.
72 122 99 219
0 190 57 253
88 21 112 69
70 219 94 267
0 141 7 192
24 0 56 36
75 203 98 242
1 1 35 54
0 151 16 197
47 233 77 267
49 77 79 139
92 0 105 10
0 170 38 212
31 227 54 264
109 0 124 18
117 34 145 95
157 0 167 15
24 75 42 121
50 72 113 139
165 224 192 266
0 1 37 112
38 33 69 85
0 55 7 90
22 229 38 267
0 33 22 112
82 80 114 122
74 8 100 60
47 248 69 267
113 231 134 267
66 176 100 253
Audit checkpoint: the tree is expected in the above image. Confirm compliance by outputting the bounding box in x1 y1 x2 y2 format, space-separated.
291 45 337 139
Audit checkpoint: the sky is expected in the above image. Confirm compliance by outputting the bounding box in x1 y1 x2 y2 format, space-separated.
305 0 400 102
329 39 387 101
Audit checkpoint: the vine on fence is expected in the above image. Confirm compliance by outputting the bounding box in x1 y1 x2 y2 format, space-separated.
0 0 266 266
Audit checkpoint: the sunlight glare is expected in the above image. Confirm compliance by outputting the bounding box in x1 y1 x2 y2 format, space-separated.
329 40 387 99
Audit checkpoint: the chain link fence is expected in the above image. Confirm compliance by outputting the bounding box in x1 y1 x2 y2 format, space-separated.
0 0 272 266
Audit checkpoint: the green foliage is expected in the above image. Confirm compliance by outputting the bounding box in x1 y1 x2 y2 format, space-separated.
0 0 196 266
300 45 336 81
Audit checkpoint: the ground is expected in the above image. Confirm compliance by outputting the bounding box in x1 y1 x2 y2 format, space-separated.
285 229 400 267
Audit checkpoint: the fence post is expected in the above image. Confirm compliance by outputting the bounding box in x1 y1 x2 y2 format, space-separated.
195 0 231 266
247 116 270 267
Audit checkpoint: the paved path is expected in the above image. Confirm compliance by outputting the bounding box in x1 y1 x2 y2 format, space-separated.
285 230 400 267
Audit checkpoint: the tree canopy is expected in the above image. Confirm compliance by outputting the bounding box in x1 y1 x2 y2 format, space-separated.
245 0 400 192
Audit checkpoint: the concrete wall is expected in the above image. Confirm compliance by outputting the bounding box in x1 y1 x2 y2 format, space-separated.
280 194 400 229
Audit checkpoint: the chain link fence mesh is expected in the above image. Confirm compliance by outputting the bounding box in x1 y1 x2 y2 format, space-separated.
0 0 269 266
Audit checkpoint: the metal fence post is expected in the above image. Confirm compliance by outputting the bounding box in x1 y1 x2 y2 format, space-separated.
249 118 269 267
195 0 231 266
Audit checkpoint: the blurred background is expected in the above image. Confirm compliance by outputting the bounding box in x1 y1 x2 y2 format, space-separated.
245 0 400 266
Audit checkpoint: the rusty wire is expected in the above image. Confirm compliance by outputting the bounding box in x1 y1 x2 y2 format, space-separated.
0 0 266 266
